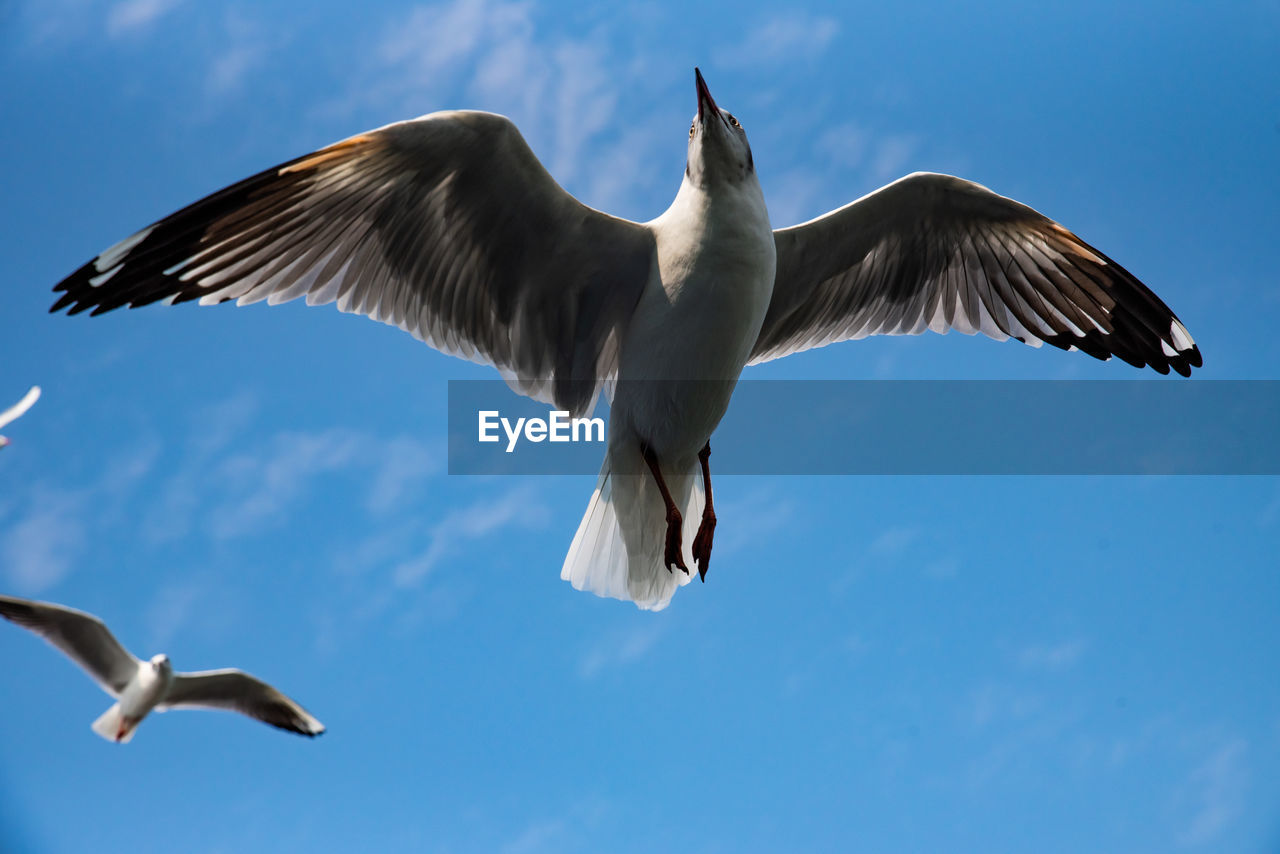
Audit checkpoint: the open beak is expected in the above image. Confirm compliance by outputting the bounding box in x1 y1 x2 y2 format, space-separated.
695 67 718 120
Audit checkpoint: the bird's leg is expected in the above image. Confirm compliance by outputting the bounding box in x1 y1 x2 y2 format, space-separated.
691 441 717 581
641 443 688 574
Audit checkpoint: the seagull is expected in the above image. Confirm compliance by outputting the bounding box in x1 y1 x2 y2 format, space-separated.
0 385 41 448
49 69 1200 611
0 594 324 742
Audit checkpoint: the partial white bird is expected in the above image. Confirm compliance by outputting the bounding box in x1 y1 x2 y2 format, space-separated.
0 385 41 448
0 594 324 742
49 69 1200 611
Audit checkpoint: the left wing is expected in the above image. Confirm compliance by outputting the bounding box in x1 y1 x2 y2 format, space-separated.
753 172 1201 375
163 668 324 737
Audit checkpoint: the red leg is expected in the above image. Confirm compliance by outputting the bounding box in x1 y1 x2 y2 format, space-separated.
642 443 689 574
691 442 716 580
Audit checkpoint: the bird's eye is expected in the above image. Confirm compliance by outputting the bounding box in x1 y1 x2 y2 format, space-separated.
728 115 741 129
689 121 696 139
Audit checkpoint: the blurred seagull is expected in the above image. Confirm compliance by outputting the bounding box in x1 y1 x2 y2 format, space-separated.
0 594 325 742
0 386 41 448
49 69 1200 611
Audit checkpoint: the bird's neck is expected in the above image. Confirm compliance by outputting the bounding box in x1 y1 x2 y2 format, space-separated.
661 174 770 237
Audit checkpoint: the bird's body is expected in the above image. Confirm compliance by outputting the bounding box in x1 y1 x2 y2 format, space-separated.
0 595 324 741
620 168 776 454
578 173 775 604
93 653 173 743
48 69 1201 611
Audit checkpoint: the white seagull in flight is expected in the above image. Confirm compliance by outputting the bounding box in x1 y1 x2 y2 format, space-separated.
0 594 325 742
50 69 1200 611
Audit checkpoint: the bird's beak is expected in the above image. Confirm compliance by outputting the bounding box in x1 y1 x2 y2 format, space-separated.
695 67 717 120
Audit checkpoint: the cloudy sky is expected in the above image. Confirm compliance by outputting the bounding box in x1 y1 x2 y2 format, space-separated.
1 1 1278 852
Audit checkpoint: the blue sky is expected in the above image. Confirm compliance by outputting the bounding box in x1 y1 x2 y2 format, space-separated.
2 1 1279 852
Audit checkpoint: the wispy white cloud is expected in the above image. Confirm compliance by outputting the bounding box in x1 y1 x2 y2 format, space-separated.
378 0 515 76
1 433 159 593
1017 638 1090 670
329 0 677 214
142 393 258 544
1175 738 1249 846
769 123 925 228
106 0 182 39
967 680 1045 729
764 165 833 229
832 522 923 594
499 797 610 854
924 555 960 579
868 525 919 558
205 13 272 98
1258 484 1280 527
191 392 259 457
814 122 870 171
365 437 440 515
16 0 95 49
501 819 566 854
210 429 364 539
578 621 664 679
1 487 87 594
392 484 548 587
714 12 840 70
98 443 161 497
138 396 437 545
869 133 922 182
712 486 796 557
146 579 204 648
364 0 539 115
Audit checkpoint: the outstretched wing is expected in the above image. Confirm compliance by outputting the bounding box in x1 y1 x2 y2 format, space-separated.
51 111 656 415
0 595 139 696
0 386 41 432
162 668 324 737
754 172 1201 375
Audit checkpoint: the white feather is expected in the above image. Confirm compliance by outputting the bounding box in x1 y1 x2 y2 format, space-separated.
0 386 41 431
91 703 136 743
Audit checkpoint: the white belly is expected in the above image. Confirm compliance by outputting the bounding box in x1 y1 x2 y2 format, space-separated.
614 189 775 459
119 664 169 718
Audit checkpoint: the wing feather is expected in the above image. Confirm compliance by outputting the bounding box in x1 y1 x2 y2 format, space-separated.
162 668 324 737
52 111 655 415
754 172 1201 375
0 595 139 695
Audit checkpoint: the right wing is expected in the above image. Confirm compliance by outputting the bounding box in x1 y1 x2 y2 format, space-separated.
0 595 139 696
51 112 657 416
162 669 324 737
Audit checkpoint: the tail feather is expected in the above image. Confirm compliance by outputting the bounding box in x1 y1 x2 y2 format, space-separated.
561 450 704 611
91 703 138 743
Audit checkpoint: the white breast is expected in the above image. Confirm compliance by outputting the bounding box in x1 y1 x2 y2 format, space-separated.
614 176 775 457
118 662 171 718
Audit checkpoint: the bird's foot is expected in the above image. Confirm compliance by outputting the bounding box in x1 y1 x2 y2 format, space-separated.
692 511 716 581
663 510 688 574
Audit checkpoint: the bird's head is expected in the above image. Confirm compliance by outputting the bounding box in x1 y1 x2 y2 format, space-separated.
150 653 171 672
685 68 754 188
